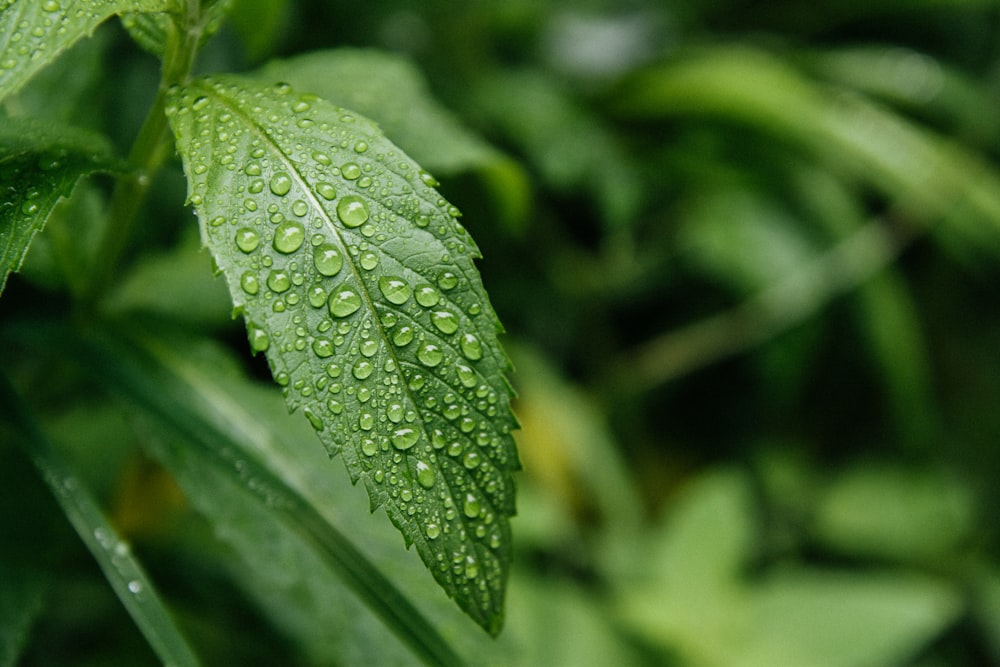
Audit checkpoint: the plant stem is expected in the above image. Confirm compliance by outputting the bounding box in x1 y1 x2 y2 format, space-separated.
81 4 203 309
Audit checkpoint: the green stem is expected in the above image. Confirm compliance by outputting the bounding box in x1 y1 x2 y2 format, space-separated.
81 4 203 308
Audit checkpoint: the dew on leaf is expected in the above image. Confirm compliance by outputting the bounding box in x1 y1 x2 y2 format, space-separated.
417 344 444 367
342 162 362 180
392 326 414 347
328 287 361 317
455 363 477 388
303 407 324 431
362 438 377 456
315 182 337 200
266 270 291 293
313 244 343 276
353 360 374 379
359 412 375 430
336 195 369 227
248 324 270 353
270 172 292 196
463 451 481 469
426 522 441 539
391 427 420 450
359 251 379 270
273 220 305 253
438 272 459 290
308 285 327 308
291 200 309 217
463 493 481 518
415 460 436 488
431 310 459 335
378 276 411 304
312 339 334 358
415 285 440 307
240 271 259 295
460 333 483 360
360 340 379 357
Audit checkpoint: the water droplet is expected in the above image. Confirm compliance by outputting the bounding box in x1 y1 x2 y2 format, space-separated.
359 251 378 270
460 333 483 360
416 460 436 488
431 310 459 335
303 407 324 430
438 272 459 290
419 170 439 187
240 271 259 295
315 182 337 200
359 412 375 430
336 195 369 227
307 285 327 308
362 438 377 456
387 403 404 422
328 286 362 317
426 522 441 539
236 228 260 253
270 172 292 196
267 270 291 293
417 344 444 367
463 493 481 518
312 339 334 358
464 556 479 579
378 276 411 304
248 324 270 353
291 200 309 217
292 99 311 113
192 96 209 111
341 162 362 180
273 220 305 253
392 326 414 346
353 360 374 379
360 340 379 357
21 201 39 215
463 451 480 469
313 244 343 276
455 363 477 388
128 580 142 594
391 427 419 450
415 285 440 307
354 141 369 153
245 163 261 176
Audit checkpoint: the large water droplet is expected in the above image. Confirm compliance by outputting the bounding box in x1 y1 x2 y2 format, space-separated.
391 427 419 450
426 521 441 539
438 272 459 290
414 285 440 307
336 195 369 228
360 340 379 357
248 324 270 353
416 460 436 488
341 162 362 180
308 285 327 308
353 360 374 379
417 344 444 367
313 244 343 276
312 339 334 358
273 220 305 253
378 276 411 304
329 286 362 317
236 228 260 253
267 270 291 293
455 363 477 388
460 333 483 360
359 251 378 270
392 326 414 346
240 271 259 295
316 182 336 200
270 172 292 196
431 310 459 335
463 493 481 518
303 407 324 431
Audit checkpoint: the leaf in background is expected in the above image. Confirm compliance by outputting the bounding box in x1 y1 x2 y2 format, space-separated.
228 0 289 62
0 119 120 294
120 0 231 57
0 0 179 102
165 75 519 633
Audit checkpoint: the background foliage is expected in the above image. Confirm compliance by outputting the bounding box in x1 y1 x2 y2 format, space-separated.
4 0 1000 664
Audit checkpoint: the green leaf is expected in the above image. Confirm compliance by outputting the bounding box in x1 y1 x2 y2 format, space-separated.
121 0 231 57
0 0 179 102
0 119 120 294
165 75 520 633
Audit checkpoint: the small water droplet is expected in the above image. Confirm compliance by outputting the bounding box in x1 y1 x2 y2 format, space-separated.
266 270 291 293
416 460 436 488
460 333 483 360
236 228 260 253
313 244 343 276
192 96 209 111
415 285 440 307
391 427 419 450
354 141 369 153
455 363 477 388
438 272 458 290
273 220 305 253
336 195 369 227
463 451 481 469
417 344 444 367
359 412 375 430
378 276 411 304
329 286 361 317
303 407 324 430
426 522 441 539
128 580 142 594
360 340 379 357
419 170 439 187
291 200 309 217
359 251 378 270
270 172 292 196
464 556 479 579
20 201 39 215
431 310 459 335
308 285 327 308
362 438 377 456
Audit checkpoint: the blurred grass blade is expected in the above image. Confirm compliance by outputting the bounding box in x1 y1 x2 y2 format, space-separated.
20 322 467 667
0 0 180 102
0 373 200 667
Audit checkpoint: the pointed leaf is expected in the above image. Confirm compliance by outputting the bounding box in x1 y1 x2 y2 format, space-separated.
0 119 120 294
0 0 179 102
165 75 519 633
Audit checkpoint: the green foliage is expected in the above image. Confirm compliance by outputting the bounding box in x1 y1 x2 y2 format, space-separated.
6 0 1000 665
